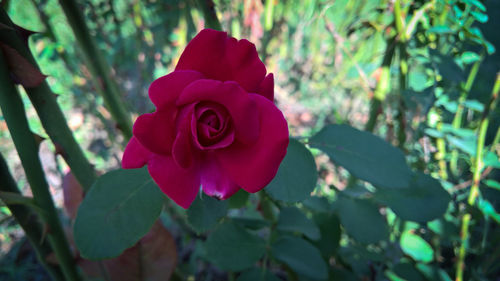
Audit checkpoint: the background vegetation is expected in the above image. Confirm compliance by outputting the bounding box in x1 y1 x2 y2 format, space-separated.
1 0 499 280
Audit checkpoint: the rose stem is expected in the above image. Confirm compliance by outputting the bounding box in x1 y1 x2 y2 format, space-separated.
456 73 500 281
394 0 408 150
0 53 82 281
196 0 223 31
57 0 133 140
449 54 484 176
0 9 97 192
0 153 65 281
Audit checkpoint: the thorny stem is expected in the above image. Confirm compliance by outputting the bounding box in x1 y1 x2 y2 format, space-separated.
456 73 500 281
0 8 97 192
0 52 82 281
58 0 133 140
0 153 65 281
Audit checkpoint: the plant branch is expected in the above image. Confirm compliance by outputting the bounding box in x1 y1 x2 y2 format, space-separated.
0 8 97 192
0 153 65 281
456 73 500 281
0 52 82 281
57 0 133 140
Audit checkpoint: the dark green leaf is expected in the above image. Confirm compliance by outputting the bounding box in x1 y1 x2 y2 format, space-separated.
237 269 281 281
277 207 320 240
375 172 450 223
313 213 341 257
228 189 249 209
302 196 331 212
310 125 411 189
266 139 318 202
271 236 328 280
392 262 426 281
205 222 266 271
337 196 388 243
233 217 271 230
187 194 228 233
74 168 165 259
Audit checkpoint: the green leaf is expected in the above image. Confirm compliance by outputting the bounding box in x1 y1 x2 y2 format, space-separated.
330 269 360 281
484 179 500 191
484 151 500 168
392 262 426 281
400 232 434 263
477 199 500 224
336 196 388 243
427 26 453 34
277 207 320 240
375 172 450 223
303 196 331 212
228 189 249 209
463 99 484 112
266 139 318 202
470 10 488 23
271 236 328 280
205 222 266 271
237 268 281 281
310 125 411 189
187 194 228 233
232 217 271 230
74 168 165 260
461 51 480 64
313 213 341 258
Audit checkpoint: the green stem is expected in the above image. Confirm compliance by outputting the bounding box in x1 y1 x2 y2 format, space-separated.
0 153 65 281
450 56 483 175
456 73 500 281
394 0 408 149
57 0 133 140
0 53 82 281
365 36 396 132
436 121 448 181
0 9 97 192
196 0 222 31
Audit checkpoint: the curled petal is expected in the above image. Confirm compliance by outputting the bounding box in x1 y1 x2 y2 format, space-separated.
200 155 240 199
216 94 289 193
149 70 204 110
147 155 200 209
177 79 259 144
122 137 151 169
258 73 274 101
176 29 267 93
133 110 176 155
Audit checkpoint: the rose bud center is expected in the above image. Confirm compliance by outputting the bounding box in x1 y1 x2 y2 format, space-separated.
192 102 234 150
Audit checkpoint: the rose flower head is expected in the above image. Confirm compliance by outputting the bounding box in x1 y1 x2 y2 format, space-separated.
122 29 289 208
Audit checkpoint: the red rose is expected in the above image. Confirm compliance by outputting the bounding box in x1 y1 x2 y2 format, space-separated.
122 29 289 208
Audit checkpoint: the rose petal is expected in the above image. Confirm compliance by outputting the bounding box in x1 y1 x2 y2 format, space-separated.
177 79 259 144
149 70 204 110
258 73 274 101
133 110 176 155
147 155 200 209
200 155 240 199
216 94 289 193
175 29 266 93
122 137 152 169
172 105 196 168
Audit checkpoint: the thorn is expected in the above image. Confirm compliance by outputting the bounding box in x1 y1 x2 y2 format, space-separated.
32 132 46 147
54 142 67 158
13 24 38 48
